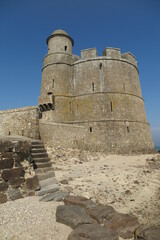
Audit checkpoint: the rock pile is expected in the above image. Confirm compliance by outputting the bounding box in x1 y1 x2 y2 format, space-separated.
56 196 140 239
0 139 39 203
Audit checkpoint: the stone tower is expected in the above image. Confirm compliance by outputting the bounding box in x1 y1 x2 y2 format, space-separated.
38 29 154 154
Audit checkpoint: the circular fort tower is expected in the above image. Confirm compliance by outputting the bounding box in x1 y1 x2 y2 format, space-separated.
38 29 154 154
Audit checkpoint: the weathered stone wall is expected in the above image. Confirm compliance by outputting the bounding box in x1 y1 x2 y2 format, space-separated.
79 121 154 154
71 94 147 123
73 58 141 96
39 120 154 154
0 138 39 204
0 106 39 139
39 121 86 149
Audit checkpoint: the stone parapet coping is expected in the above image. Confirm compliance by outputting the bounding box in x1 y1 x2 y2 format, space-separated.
0 106 38 114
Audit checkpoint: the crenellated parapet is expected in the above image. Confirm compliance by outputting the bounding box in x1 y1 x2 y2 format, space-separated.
81 48 97 60
76 47 137 69
103 47 121 59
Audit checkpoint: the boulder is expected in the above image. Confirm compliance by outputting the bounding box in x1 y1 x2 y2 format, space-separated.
68 224 119 240
86 204 115 224
105 212 140 239
56 205 94 229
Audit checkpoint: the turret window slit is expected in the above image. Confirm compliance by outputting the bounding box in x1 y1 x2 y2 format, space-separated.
92 82 94 92
110 101 113 112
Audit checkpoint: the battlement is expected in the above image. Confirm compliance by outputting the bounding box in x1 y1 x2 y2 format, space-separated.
121 52 137 66
75 47 137 68
103 47 121 59
81 48 97 60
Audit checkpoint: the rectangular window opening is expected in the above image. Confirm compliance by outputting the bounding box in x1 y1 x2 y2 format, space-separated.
100 63 102 70
110 101 113 112
127 126 129 133
52 96 55 110
65 46 67 51
92 82 94 92
90 127 92 133
52 79 54 88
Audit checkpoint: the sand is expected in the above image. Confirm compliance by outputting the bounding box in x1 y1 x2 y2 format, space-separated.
0 147 160 240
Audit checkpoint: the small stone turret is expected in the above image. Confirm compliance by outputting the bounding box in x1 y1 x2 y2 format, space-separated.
38 30 74 122
46 29 74 54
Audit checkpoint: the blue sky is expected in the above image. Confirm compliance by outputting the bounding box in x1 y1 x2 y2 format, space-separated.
0 0 160 145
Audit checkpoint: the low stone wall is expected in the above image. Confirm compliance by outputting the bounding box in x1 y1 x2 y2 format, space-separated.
39 120 154 154
81 121 155 154
39 121 86 149
0 138 39 204
0 106 39 139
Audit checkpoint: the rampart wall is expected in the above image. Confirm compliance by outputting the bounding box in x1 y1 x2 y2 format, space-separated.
0 107 39 139
39 121 86 149
78 121 154 154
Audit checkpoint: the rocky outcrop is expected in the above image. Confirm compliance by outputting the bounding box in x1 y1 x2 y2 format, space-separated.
0 138 40 203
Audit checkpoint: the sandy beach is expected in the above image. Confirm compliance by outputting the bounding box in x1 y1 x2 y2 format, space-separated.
0 148 160 240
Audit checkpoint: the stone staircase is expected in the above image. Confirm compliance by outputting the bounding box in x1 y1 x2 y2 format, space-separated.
31 140 61 199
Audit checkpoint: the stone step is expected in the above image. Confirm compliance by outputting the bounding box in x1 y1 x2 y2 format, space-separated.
31 148 46 153
39 191 69 202
37 171 55 181
34 162 52 169
35 167 54 174
36 184 59 196
31 144 44 149
39 177 59 188
31 141 43 145
32 152 48 158
32 157 50 163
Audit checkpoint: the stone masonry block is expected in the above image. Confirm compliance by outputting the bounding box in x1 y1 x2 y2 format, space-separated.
8 188 23 201
0 181 8 192
26 175 40 190
0 192 7 204
1 168 24 181
9 177 25 188
0 158 14 170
